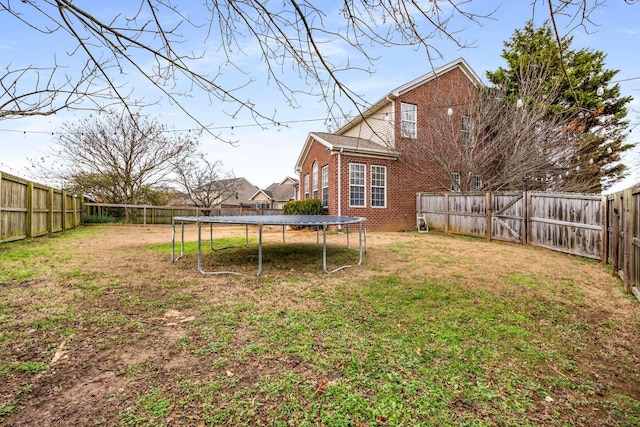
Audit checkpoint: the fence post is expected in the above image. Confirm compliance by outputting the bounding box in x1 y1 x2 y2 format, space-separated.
444 193 449 234
0 172 3 239
62 190 67 231
611 193 621 274
522 190 528 245
26 181 33 238
485 192 492 241
622 188 633 294
600 195 607 265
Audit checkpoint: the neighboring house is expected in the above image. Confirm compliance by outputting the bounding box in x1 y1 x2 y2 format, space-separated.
294 58 483 231
217 177 259 207
250 177 298 209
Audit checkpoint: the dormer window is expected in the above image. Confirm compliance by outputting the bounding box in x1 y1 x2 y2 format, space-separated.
401 102 417 138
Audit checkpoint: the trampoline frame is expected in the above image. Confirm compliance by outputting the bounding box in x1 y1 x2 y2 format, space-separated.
171 215 367 275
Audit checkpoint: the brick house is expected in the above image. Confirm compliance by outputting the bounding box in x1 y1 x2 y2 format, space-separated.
250 177 298 209
294 58 483 231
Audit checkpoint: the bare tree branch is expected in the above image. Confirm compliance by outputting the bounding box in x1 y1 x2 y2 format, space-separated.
30 109 198 205
1 0 633 134
1 1 499 131
173 154 237 213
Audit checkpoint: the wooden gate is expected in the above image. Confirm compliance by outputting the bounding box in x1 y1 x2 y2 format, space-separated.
491 193 524 243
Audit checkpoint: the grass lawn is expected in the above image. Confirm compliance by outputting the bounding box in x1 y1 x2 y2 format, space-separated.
0 224 638 426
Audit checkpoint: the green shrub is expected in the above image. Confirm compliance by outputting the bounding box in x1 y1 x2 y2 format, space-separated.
283 199 323 216
83 214 121 224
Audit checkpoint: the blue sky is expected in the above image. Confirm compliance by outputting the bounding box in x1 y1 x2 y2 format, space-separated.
1 1 639 191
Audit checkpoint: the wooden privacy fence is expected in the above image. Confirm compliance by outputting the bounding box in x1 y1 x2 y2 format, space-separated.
0 171 82 243
417 187 639 300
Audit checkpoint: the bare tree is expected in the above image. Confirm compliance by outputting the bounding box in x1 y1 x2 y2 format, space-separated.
33 109 198 211
400 62 594 192
173 155 237 214
3 1 629 132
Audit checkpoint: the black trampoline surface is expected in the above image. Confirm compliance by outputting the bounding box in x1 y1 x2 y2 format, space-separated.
172 215 366 226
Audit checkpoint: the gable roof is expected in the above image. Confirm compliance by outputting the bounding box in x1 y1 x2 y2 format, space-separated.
251 178 298 202
337 57 482 135
249 188 272 201
295 132 398 172
390 57 482 96
279 176 298 186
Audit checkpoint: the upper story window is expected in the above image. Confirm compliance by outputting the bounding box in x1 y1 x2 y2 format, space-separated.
371 165 386 208
473 175 483 191
462 115 473 148
304 174 310 199
321 165 329 208
401 102 417 138
451 172 461 192
312 161 318 199
349 163 366 207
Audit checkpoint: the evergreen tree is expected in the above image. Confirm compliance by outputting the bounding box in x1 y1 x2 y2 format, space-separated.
487 21 634 192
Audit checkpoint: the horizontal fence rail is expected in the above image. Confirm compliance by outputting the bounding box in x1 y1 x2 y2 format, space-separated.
417 187 639 300
0 171 82 243
83 203 284 225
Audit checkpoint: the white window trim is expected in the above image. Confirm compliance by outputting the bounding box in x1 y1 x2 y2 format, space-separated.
349 163 366 208
451 172 461 192
473 175 483 191
304 174 310 199
321 165 329 207
462 114 473 148
401 102 417 139
370 165 387 208
312 161 318 199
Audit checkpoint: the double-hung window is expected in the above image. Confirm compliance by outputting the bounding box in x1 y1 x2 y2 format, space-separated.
451 172 461 192
462 115 473 148
401 103 417 138
371 165 386 208
304 174 310 199
473 175 483 191
349 163 366 207
321 165 329 207
312 161 318 199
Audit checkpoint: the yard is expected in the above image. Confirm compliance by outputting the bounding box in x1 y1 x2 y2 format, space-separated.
0 225 638 426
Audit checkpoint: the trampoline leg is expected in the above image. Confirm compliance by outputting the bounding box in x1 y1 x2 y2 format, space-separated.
257 223 263 276
346 224 350 249
322 222 328 273
172 219 185 262
171 218 175 262
197 221 203 272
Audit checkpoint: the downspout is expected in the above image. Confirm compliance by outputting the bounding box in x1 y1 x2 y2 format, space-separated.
295 166 301 200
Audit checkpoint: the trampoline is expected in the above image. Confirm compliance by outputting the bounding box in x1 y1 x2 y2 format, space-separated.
171 215 367 275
